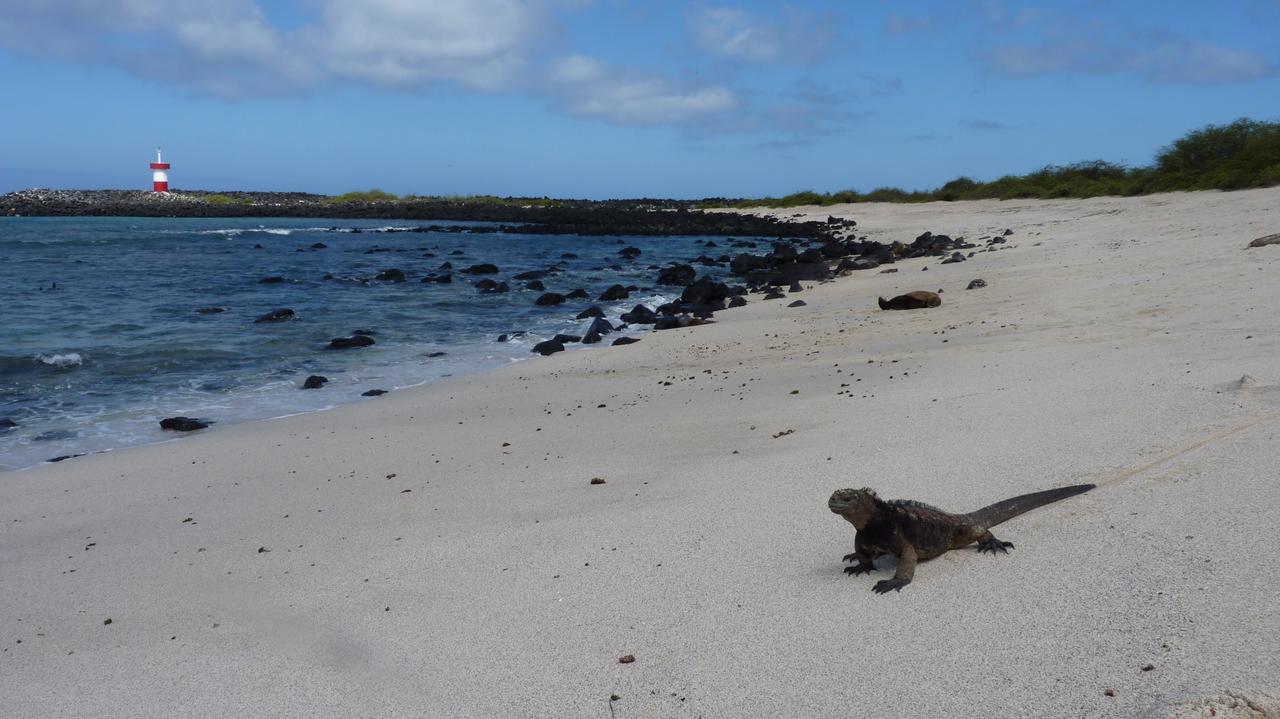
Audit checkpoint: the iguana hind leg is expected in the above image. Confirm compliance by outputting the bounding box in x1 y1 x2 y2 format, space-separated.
976 529 1014 554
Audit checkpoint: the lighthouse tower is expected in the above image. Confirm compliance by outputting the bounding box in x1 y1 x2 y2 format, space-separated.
150 148 170 193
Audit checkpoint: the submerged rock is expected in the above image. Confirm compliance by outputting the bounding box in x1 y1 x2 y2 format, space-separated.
328 335 375 349
302 375 328 389
361 389 388 397
253 308 295 323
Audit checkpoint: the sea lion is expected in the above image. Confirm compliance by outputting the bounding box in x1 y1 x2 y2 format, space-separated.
878 291 941 310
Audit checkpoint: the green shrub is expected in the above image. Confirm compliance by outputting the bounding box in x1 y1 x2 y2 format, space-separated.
203 194 250 205
327 189 398 203
726 118 1280 206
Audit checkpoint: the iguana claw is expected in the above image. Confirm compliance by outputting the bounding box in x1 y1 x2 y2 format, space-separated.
844 563 875 576
977 538 1014 554
842 552 859 563
872 578 909 594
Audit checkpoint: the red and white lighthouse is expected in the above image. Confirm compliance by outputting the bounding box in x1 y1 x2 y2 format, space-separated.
150 148 170 192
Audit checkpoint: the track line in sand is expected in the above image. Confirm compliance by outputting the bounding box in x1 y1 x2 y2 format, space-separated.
1091 412 1277 489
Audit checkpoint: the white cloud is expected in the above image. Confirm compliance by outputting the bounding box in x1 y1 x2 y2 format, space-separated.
691 7 781 62
1129 37 1273 84
0 0 744 127
548 54 737 125
316 0 543 91
689 5 840 64
980 10 1274 86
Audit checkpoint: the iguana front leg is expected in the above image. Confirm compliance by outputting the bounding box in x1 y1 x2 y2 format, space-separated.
842 533 876 576
872 542 918 594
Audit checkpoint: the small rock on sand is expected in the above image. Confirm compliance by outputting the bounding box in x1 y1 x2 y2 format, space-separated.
160 417 208 431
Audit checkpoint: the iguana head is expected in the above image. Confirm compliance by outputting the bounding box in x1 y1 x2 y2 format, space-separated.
828 488 878 528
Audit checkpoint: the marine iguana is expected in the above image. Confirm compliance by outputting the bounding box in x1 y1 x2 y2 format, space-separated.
828 484 1095 593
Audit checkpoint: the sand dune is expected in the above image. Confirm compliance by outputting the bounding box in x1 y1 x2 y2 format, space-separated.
3 188 1278 718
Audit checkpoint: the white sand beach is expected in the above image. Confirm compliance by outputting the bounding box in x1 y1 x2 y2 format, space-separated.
3 188 1279 718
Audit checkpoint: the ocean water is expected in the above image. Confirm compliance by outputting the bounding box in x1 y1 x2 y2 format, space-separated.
0 216 741 471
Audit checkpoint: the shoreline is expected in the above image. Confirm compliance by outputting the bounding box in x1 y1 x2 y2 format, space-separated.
3 188 1278 718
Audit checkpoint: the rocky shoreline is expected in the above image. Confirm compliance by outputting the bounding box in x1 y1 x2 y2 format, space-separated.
1 188 824 238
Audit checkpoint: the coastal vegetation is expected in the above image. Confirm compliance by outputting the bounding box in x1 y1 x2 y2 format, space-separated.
203 193 252 205
707 118 1280 207
325 189 399 203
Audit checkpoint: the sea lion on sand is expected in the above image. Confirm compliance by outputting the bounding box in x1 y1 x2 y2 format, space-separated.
878 291 941 310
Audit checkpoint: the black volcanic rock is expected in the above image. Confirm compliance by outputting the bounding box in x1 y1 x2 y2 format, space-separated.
730 253 772 275
577 306 605 319
748 262 831 286
553 334 582 344
581 317 614 344
196 307 226 314
566 288 590 299
728 296 747 308
362 389 388 396
463 263 500 274
656 263 696 286
598 284 629 301
302 375 328 389
653 315 681 330
620 304 658 324
328 335 375 349
535 292 566 306
619 246 641 258
375 268 406 282
967 279 988 289
513 270 545 280
820 241 849 259
0 418 17 430
680 277 731 306
160 417 208 432
787 300 807 308
421 273 452 284
0 192 836 245
254 308 295 323
259 275 286 284
611 337 640 346
476 279 509 293
525 280 546 291
532 340 565 356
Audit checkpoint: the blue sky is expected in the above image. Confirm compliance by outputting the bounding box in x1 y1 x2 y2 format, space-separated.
1 0 1277 198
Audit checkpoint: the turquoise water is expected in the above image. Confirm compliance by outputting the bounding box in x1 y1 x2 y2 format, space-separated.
0 217 735 470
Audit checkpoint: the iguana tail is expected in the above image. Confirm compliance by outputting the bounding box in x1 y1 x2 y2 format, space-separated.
966 484 1095 528
877 296 889 310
